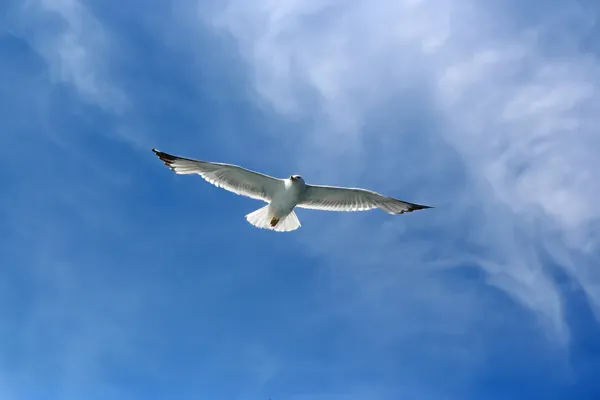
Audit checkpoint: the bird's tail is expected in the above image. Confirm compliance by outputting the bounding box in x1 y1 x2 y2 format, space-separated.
245 205 301 232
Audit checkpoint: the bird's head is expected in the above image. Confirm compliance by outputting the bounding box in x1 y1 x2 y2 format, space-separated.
290 175 304 184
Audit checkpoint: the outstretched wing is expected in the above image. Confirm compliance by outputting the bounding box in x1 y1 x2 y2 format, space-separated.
297 184 432 214
152 149 284 202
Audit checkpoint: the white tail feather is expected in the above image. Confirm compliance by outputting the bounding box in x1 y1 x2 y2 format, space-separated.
245 205 301 232
277 210 301 232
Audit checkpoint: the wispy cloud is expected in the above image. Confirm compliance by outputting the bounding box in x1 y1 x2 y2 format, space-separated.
209 0 600 343
11 0 127 111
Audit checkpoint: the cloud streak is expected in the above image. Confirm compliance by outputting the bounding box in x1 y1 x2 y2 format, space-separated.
12 0 127 111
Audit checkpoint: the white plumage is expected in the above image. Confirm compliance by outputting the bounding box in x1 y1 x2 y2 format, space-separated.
152 149 432 232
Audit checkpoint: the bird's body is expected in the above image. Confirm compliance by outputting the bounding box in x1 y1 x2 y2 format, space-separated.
152 149 432 232
272 176 305 218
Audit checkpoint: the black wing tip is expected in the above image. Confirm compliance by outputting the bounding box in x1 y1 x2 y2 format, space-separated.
397 203 434 214
414 204 434 210
151 148 178 169
151 148 171 159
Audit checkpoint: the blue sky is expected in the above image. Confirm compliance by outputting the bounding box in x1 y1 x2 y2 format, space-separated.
1 0 600 399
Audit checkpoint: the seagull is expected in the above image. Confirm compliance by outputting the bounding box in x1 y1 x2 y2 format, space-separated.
152 148 433 232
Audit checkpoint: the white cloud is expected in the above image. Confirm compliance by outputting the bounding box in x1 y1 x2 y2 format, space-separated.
208 0 600 342
436 42 600 331
14 0 127 111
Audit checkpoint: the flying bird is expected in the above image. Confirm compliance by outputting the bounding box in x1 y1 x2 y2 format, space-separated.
152 149 432 232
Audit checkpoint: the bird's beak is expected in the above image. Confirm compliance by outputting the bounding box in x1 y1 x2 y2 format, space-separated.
290 176 296 181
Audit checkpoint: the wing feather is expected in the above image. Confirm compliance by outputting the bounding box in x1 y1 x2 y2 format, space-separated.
152 149 283 202
298 184 432 214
